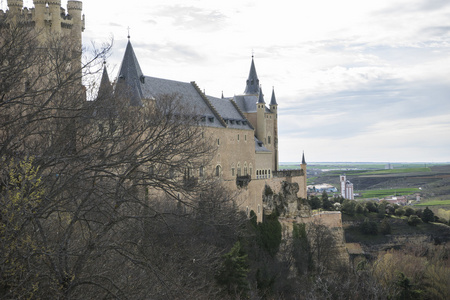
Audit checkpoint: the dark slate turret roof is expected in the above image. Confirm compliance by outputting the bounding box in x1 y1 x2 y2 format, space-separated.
258 87 265 104
116 40 144 106
270 87 278 106
244 57 260 95
97 65 113 98
112 41 254 131
302 152 307 165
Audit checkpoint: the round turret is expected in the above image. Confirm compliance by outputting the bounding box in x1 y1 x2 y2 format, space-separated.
68 1 83 11
48 0 62 32
7 0 23 14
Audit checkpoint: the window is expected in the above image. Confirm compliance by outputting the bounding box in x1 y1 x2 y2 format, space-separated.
217 138 220 145
208 117 214 122
237 163 241 176
268 136 271 144
249 164 253 176
237 134 240 141
245 135 247 141
244 162 247 175
215 165 221 177
231 167 235 177
258 205 261 214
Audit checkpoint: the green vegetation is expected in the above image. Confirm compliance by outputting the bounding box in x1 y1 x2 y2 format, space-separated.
415 200 450 206
359 188 421 198
352 167 431 175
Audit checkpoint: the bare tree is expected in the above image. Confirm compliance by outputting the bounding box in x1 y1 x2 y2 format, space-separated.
1 19 238 299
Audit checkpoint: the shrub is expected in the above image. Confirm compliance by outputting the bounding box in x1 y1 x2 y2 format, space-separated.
342 199 356 216
408 215 422 227
356 203 365 215
395 207 405 217
380 218 392 235
365 201 378 213
360 218 378 235
404 207 415 217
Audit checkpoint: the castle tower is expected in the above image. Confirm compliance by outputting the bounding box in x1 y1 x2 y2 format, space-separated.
270 87 278 171
256 87 266 144
67 1 83 51
244 56 260 95
33 0 46 30
6 0 23 23
7 0 23 14
48 0 62 33
301 152 307 192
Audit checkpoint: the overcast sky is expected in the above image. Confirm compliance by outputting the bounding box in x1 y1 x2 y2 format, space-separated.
7 1 450 163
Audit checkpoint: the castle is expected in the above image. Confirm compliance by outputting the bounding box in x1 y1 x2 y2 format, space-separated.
1 1 307 221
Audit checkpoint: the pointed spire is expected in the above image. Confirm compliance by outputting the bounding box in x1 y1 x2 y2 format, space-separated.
302 151 307 165
97 63 112 98
221 91 224 99
116 40 144 106
244 56 260 95
270 86 278 106
258 86 265 104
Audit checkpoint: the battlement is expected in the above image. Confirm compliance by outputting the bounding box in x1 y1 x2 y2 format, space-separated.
67 1 83 11
1 0 84 34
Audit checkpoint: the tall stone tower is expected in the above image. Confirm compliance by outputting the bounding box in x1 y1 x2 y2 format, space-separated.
4 1 85 44
270 87 278 171
256 87 266 144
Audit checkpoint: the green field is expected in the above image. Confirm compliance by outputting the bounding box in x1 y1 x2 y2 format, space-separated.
359 188 421 198
352 167 431 175
415 200 450 206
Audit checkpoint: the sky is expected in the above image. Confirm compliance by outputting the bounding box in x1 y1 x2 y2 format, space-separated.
4 0 450 163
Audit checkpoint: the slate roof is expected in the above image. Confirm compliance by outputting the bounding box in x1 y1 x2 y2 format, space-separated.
255 137 271 153
113 40 254 130
244 57 260 95
270 88 278 106
207 96 253 130
116 40 144 106
258 87 266 104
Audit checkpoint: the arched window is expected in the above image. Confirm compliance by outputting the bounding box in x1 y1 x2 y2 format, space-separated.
237 162 241 176
231 163 235 177
215 165 221 177
249 164 253 176
244 162 248 175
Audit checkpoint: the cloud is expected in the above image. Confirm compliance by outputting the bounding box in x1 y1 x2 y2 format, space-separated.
156 5 227 31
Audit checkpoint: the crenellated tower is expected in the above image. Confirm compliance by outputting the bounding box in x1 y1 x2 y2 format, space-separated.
256 87 266 144
3 1 85 42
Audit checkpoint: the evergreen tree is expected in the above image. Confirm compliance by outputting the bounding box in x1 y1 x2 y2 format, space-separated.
421 207 435 223
321 191 333 210
308 195 322 210
258 211 282 257
216 241 249 296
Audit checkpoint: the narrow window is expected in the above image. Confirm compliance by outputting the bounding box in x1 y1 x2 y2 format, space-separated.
215 165 221 177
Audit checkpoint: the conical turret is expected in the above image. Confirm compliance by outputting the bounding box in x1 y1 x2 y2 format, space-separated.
244 56 260 95
116 39 145 106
